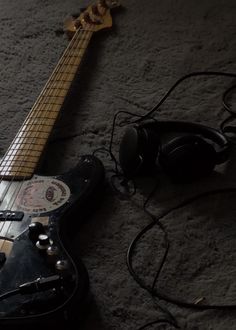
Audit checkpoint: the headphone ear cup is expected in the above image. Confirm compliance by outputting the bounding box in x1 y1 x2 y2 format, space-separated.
159 135 217 182
119 127 141 178
119 126 160 178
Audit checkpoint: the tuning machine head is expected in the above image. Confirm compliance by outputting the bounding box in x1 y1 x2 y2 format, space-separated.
64 0 121 37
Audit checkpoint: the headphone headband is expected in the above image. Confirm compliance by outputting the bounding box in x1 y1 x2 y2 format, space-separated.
137 119 230 163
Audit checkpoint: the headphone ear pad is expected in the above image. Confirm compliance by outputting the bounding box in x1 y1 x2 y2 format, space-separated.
159 135 217 181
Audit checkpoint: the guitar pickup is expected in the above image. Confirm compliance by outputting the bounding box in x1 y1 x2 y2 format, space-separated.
0 211 24 221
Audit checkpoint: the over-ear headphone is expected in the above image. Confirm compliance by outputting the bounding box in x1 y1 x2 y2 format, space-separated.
119 120 230 182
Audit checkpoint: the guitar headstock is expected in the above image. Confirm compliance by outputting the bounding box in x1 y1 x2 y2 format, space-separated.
64 0 120 36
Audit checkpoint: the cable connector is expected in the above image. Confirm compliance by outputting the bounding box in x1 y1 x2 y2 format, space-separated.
19 275 63 294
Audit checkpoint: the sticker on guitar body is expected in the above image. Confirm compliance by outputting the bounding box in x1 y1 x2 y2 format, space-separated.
16 176 71 213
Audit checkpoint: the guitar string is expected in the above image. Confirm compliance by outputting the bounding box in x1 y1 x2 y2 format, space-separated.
0 26 92 230
0 27 85 234
0 25 93 249
0 26 87 238
0 26 92 245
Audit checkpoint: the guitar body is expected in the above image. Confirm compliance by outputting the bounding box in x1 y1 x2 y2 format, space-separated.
0 0 120 326
0 155 104 327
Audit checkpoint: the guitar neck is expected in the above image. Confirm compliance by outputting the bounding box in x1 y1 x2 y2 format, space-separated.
0 28 93 180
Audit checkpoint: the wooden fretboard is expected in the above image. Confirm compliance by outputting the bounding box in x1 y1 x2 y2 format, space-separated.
0 28 93 179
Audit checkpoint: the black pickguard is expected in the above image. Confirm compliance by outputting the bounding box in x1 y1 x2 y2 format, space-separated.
0 154 104 328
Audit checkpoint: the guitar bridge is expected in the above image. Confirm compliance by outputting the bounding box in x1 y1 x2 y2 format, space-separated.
0 211 24 221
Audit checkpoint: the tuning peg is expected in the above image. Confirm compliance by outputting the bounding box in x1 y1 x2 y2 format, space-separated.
63 16 79 39
91 4 102 16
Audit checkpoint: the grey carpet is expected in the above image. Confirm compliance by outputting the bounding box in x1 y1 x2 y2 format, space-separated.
1 0 236 329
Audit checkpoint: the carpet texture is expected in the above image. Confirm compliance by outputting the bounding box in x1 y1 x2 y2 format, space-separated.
0 0 236 329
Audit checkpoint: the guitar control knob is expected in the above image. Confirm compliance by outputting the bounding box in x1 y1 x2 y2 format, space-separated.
28 222 44 242
46 245 59 263
47 245 59 256
55 259 70 273
36 234 52 250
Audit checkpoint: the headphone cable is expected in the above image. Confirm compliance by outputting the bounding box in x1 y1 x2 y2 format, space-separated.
133 71 236 123
127 187 236 312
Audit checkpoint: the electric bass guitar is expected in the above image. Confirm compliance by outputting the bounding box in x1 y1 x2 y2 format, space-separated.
0 0 119 327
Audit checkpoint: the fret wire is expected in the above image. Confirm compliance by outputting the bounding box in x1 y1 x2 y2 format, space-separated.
0 168 36 173
1 159 38 165
12 140 47 146
22 112 58 118
19 128 51 133
29 109 59 115
25 114 58 120
22 115 57 121
0 165 36 170
1 171 33 174
12 138 46 147
47 78 73 83
43 86 68 91
52 80 71 83
21 122 54 127
7 150 41 156
19 120 54 126
1 160 37 164
49 71 77 75
21 123 53 128
25 115 57 121
29 116 57 121
10 146 44 151
18 129 51 134
34 102 62 106
65 41 88 54
11 140 46 146
0 162 35 171
0 157 38 166
24 116 56 121
11 143 46 148
53 72 75 77
40 94 65 98
17 134 48 140
39 95 64 100
4 154 39 160
60 63 80 68
62 59 82 66
0 172 32 176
